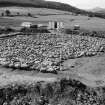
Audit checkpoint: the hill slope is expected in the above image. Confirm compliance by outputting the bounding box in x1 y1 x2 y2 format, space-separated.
89 7 105 13
0 0 87 14
0 0 105 19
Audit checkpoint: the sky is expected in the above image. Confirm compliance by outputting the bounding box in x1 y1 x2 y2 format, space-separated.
45 0 105 9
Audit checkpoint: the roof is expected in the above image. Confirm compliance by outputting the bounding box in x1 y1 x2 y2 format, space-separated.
49 20 64 22
21 22 32 27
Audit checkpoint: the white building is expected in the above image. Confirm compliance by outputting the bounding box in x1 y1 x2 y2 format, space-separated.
48 21 64 30
38 24 43 27
21 22 32 28
74 25 80 30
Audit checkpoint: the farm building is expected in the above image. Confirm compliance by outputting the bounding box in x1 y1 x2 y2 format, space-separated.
38 24 43 27
38 26 48 30
30 25 38 29
21 22 32 28
48 21 64 30
74 25 80 30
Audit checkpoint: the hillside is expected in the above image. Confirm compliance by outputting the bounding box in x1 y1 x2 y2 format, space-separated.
92 7 105 12
0 0 87 14
89 7 105 14
0 0 105 19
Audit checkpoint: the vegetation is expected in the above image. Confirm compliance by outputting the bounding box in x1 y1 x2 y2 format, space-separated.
20 27 50 33
27 13 32 17
16 12 20 16
80 30 105 38
0 1 86 15
0 1 105 19
1 12 4 16
0 27 15 34
0 78 105 105
5 10 11 16
88 12 105 19
61 29 105 38
0 1 105 105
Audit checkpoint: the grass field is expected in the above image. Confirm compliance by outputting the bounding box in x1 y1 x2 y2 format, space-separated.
0 55 105 88
0 6 71 15
0 17 22 27
62 54 105 87
0 7 105 31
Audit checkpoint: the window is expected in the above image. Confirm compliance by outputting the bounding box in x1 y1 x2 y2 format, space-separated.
54 22 57 29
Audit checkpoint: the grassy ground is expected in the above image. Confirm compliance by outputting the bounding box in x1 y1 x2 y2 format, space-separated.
0 17 22 27
62 54 105 87
0 68 105 105
0 77 103 105
0 66 58 88
1 15 105 31
1 54 105 88
0 7 105 31
0 7 71 15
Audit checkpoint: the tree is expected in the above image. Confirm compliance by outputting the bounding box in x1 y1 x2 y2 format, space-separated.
1 13 4 16
88 13 94 17
5 10 11 16
27 13 32 17
17 12 20 16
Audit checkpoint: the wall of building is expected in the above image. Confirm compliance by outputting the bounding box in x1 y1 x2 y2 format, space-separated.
21 22 32 28
48 21 64 30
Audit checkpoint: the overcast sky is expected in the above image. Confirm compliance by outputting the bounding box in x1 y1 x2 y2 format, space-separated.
45 0 105 9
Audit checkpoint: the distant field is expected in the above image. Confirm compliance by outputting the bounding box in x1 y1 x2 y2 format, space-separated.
0 17 22 27
0 17 48 28
0 7 71 15
0 6 105 31
1 15 105 31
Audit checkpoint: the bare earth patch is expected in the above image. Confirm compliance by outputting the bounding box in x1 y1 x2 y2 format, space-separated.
0 66 57 88
62 55 105 87
1 55 105 88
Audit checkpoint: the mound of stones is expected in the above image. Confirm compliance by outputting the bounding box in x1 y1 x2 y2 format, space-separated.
0 33 105 73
